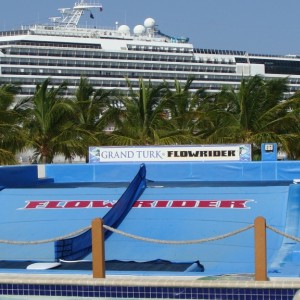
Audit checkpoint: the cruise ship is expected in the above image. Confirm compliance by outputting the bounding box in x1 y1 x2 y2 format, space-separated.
0 0 300 97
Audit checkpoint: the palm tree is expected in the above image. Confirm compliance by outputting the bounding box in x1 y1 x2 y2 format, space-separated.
165 77 209 144
71 77 118 161
105 78 180 146
280 90 300 159
0 84 26 165
200 75 300 158
21 78 90 163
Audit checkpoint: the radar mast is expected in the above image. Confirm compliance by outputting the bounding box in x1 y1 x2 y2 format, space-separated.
51 0 103 28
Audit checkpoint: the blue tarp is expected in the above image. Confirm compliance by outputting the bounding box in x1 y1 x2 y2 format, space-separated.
54 164 146 261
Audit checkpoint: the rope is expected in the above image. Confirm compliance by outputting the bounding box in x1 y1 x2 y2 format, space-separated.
103 224 254 245
0 225 91 245
2 222 300 247
267 225 300 243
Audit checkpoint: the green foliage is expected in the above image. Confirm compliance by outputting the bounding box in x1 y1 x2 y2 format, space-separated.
195 75 300 158
105 78 172 145
21 79 81 163
70 77 118 161
1 75 300 164
0 84 26 165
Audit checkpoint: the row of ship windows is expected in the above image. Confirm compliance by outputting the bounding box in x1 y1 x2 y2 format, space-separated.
2 48 193 62
127 45 193 54
1 77 297 96
10 88 300 98
0 59 236 74
0 38 291 59
2 48 236 65
251 58 300 67
289 78 300 84
1 68 241 81
4 40 297 63
265 66 300 76
0 40 102 50
0 40 252 57
194 49 246 55
2 67 300 83
1 40 193 54
236 57 300 76
8 85 296 97
0 78 239 95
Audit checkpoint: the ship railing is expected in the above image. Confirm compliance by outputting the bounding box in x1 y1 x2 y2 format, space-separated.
27 25 129 39
0 29 31 37
0 25 188 44
249 52 300 59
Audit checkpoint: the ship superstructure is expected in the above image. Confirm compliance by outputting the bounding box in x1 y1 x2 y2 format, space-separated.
0 0 300 97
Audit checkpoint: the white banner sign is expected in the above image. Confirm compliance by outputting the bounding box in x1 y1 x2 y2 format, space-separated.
89 145 252 163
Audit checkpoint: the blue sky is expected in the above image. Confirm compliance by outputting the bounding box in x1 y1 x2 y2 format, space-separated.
0 0 299 55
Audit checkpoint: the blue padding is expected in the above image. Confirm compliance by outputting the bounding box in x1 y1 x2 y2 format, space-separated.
37 178 54 184
268 183 300 274
54 164 147 261
0 165 38 187
45 161 300 183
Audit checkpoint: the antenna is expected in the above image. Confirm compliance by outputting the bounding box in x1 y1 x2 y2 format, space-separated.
50 1 103 28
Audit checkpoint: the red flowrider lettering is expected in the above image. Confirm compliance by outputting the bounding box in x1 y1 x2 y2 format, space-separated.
22 199 251 209
155 201 169 208
24 201 50 209
219 200 248 208
64 201 91 208
91 201 114 208
133 200 156 208
198 201 220 208
171 201 197 208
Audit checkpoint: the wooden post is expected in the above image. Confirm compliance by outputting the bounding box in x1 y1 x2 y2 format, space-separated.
254 216 268 281
92 218 105 278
